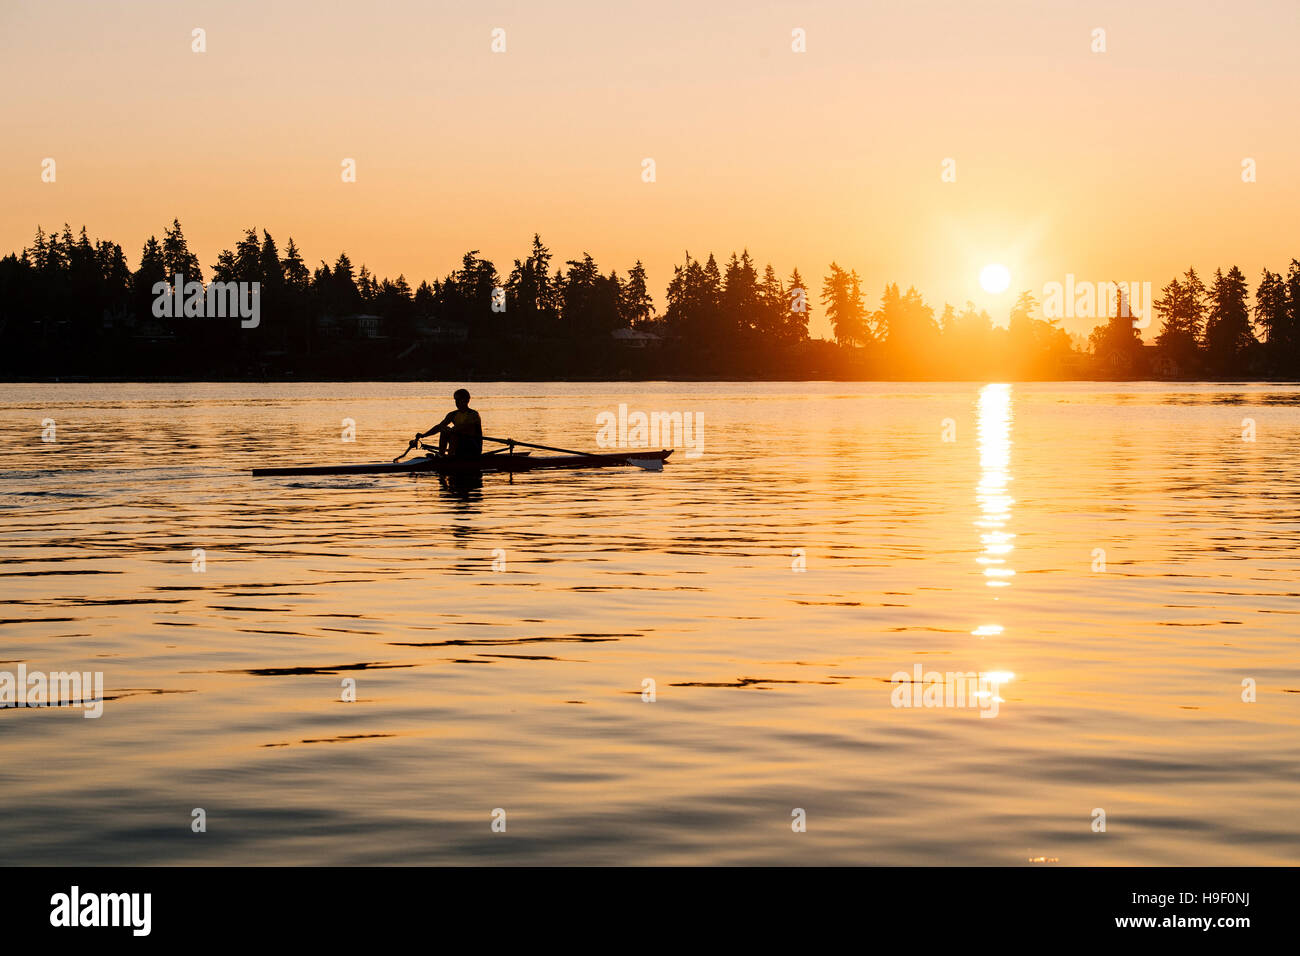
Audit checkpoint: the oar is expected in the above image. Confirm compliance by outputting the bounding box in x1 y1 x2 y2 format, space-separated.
392 434 435 464
481 435 665 471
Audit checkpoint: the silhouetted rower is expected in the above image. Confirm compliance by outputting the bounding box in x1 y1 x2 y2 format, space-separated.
412 388 483 458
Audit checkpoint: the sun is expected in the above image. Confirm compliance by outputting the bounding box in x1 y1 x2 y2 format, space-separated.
979 263 1011 294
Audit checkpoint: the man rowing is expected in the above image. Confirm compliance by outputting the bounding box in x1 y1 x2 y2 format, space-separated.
410 388 483 458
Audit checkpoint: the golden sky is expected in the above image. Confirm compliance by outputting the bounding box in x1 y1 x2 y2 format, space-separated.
3 0 1298 338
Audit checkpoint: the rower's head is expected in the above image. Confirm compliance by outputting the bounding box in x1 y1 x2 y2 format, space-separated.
453 388 471 409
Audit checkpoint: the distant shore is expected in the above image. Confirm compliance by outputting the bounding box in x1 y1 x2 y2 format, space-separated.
10 224 1297 384
7 374 1300 385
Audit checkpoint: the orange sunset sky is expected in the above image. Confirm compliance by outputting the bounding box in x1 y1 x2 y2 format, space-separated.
3 0 1298 340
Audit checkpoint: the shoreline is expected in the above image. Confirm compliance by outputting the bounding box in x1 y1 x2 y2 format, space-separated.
7 375 1300 385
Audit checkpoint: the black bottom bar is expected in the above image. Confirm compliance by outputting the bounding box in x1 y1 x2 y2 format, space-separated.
0 865 1281 941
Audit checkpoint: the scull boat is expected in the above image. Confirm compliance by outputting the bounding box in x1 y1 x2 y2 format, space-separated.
252 435 672 477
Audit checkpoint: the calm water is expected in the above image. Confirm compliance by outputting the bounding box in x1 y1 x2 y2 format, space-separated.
1 381 1297 865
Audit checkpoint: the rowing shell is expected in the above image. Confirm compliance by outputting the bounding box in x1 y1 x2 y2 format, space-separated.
251 449 671 477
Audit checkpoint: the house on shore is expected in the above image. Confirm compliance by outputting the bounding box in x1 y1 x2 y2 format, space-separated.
314 313 386 339
415 316 468 343
610 327 661 349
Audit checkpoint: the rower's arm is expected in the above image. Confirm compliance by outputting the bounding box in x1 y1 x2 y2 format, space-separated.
416 413 455 440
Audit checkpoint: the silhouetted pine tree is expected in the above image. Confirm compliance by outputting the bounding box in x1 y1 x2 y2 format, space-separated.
1254 269 1289 371
1154 267 1207 371
233 229 261 282
785 268 810 341
505 235 558 336
723 250 760 339
1283 259 1300 375
821 263 867 346
1203 266 1255 374
133 236 166 317
754 264 785 341
281 238 309 292
664 251 723 345
1088 281 1145 375
620 260 655 329
329 252 361 316
162 219 203 282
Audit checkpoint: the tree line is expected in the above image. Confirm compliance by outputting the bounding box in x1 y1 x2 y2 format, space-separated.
1 221 1296 379
1088 264 1298 376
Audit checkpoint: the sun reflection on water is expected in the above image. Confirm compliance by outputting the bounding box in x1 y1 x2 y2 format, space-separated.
976 384 1015 588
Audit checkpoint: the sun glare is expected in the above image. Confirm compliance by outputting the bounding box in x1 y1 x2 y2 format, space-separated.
979 263 1011 294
